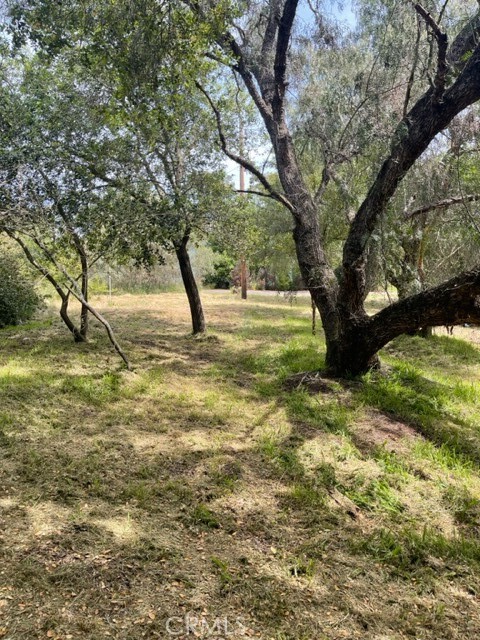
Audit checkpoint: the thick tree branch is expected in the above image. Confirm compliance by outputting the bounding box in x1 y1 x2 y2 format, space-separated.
368 266 480 349
257 0 281 98
341 41 480 311
448 10 480 72
228 36 274 124
272 0 299 121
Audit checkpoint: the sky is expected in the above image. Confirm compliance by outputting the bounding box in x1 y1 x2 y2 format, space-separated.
297 0 357 28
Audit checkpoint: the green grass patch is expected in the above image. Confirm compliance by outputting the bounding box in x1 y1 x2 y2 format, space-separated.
358 526 480 572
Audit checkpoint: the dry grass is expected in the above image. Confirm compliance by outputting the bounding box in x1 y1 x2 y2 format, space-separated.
1 290 480 639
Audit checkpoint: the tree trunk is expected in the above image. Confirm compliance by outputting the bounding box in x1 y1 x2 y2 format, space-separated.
66 284 131 369
240 257 248 300
174 235 206 335
60 292 86 343
11 234 85 342
207 1 480 377
418 326 433 338
69 231 89 340
79 253 89 340
332 267 480 375
269 40 480 375
324 324 381 377
311 294 316 336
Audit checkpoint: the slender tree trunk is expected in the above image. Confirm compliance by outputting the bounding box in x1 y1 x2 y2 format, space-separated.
19 233 129 367
311 294 316 336
10 234 85 342
68 230 89 340
60 292 86 343
174 234 206 335
240 257 248 300
66 285 131 369
239 120 248 301
79 252 89 340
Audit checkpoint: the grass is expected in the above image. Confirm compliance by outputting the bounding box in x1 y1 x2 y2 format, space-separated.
1 290 480 638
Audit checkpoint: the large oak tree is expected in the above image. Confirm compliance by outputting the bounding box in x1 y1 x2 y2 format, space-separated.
192 0 480 374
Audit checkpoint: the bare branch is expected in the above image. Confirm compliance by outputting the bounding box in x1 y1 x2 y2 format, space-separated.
228 36 274 123
413 2 448 97
403 18 422 116
405 194 480 218
133 138 168 200
438 0 450 25
313 165 331 206
196 81 294 212
236 189 278 200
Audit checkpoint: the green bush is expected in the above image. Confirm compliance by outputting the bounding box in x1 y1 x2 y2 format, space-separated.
203 253 235 289
0 253 40 328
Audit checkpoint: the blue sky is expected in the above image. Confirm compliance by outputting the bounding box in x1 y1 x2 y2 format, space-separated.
297 0 356 27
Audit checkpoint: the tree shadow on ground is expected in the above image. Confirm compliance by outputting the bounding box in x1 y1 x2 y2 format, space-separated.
3 297 480 639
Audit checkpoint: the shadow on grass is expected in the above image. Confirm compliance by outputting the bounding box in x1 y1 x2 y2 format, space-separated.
3 301 480 639
358 363 480 465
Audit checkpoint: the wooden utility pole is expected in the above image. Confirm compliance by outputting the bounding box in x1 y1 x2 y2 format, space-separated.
239 120 247 300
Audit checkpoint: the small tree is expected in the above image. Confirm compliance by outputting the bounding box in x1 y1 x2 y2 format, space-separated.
6 0 236 335
0 60 134 366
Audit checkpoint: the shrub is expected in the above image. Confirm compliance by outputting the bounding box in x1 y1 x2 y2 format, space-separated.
0 252 40 327
203 253 235 289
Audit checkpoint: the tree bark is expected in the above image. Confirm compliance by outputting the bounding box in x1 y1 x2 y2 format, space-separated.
64 225 89 340
60 292 86 343
326 267 480 376
174 234 206 335
240 257 248 300
66 284 131 369
79 249 89 340
22 233 130 368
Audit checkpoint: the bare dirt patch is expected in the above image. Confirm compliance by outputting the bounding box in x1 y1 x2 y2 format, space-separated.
352 409 420 454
